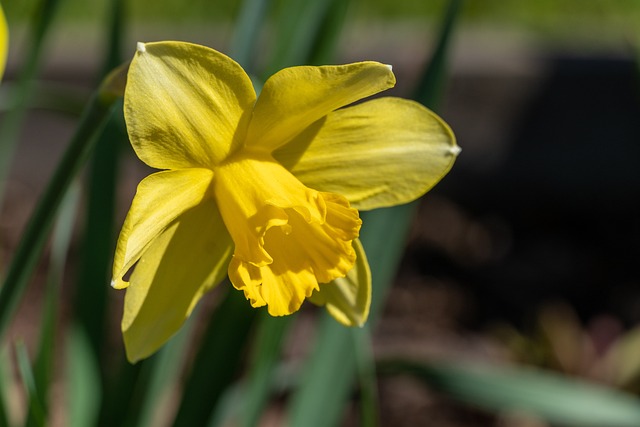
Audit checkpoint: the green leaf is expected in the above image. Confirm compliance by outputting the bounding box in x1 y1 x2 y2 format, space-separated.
287 313 357 427
26 182 81 427
15 342 45 427
265 0 337 74
208 314 293 427
306 0 352 66
134 314 197 427
0 348 11 427
229 0 271 72
239 315 292 427
0 0 64 204
353 327 379 427
73 0 126 361
171 288 257 427
379 359 640 427
66 327 101 427
414 0 464 110
0 87 119 342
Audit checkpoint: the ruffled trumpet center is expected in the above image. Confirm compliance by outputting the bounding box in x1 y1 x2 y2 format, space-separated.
214 153 361 315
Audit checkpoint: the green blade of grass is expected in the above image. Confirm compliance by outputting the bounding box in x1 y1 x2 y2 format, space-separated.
202 314 293 427
66 326 101 427
352 326 378 427
0 84 121 343
414 0 464 110
25 182 81 427
0 348 10 427
264 0 335 75
379 359 640 427
0 0 64 207
171 288 257 427
96 355 145 427
306 0 352 66
133 314 198 427
228 0 271 72
238 314 293 427
15 342 45 427
73 0 126 359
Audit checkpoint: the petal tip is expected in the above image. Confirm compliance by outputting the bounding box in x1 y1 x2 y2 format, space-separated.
385 64 393 72
136 42 146 53
111 278 128 290
449 145 462 156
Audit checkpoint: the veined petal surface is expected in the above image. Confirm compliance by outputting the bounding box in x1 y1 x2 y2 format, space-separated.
245 62 395 153
124 41 256 169
274 97 459 211
309 239 371 326
122 199 233 362
0 4 7 79
112 168 214 289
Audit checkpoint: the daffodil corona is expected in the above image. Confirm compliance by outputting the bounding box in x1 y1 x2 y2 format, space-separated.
113 41 458 362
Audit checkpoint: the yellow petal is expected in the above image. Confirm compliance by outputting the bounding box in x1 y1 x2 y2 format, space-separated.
275 97 459 211
122 199 232 362
245 62 395 153
0 4 7 79
214 154 361 316
124 41 256 169
309 239 371 326
112 168 214 289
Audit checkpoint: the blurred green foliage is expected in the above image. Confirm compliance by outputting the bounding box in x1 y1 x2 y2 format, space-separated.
3 0 639 30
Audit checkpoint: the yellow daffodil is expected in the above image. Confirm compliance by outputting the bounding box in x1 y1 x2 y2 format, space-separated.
0 4 7 79
113 41 458 362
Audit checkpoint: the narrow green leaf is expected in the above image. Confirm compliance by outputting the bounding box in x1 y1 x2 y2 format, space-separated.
66 327 101 427
171 288 257 427
74 0 126 360
229 0 271 72
206 315 292 427
238 314 292 427
134 313 197 427
306 0 352 66
96 356 145 427
0 87 119 342
15 342 45 427
0 0 64 205
0 348 11 427
264 0 334 74
379 360 640 427
414 0 464 110
26 182 81 427
353 327 378 427
287 313 355 427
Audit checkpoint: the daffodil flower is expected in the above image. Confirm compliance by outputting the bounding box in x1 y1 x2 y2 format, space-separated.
112 41 458 362
0 4 8 79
